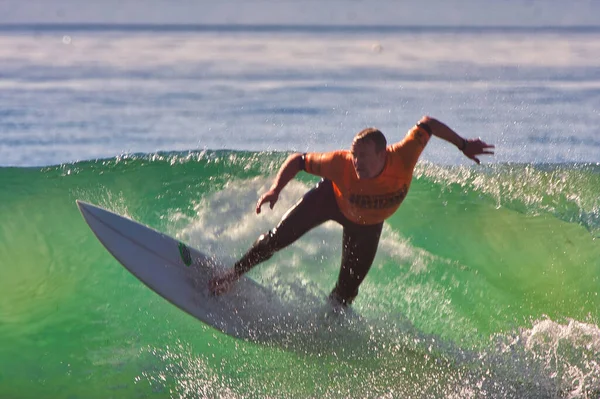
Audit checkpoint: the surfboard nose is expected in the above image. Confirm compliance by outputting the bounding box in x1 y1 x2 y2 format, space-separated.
76 199 94 212
76 199 88 214
76 200 98 220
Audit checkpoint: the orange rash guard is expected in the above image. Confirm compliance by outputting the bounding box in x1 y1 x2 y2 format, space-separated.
304 125 430 225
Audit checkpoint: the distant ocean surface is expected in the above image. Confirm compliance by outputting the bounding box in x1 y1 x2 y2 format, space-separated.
0 25 599 398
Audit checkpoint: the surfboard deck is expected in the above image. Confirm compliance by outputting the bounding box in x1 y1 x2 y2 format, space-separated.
76 200 301 342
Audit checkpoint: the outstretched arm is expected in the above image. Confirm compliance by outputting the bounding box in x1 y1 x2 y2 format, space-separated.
255 153 304 213
420 116 494 164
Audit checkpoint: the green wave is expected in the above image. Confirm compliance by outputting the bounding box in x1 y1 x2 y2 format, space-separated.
1 152 599 398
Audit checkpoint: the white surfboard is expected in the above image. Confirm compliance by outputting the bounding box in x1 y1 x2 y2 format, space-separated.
76 200 308 342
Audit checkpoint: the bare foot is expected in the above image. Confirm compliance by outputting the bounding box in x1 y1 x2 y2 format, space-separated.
208 269 239 295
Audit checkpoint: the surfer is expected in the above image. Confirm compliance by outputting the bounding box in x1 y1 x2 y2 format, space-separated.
209 116 494 306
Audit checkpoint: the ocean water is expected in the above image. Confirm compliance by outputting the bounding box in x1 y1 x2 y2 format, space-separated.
1 25 599 398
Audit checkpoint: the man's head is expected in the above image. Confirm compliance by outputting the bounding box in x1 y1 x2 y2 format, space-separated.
351 128 387 179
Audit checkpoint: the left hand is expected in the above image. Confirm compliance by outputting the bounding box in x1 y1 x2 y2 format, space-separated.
255 188 279 214
462 139 495 164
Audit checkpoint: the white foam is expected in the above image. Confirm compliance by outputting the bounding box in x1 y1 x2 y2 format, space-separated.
520 318 600 398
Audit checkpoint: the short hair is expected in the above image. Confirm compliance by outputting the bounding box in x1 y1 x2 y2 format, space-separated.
353 127 387 153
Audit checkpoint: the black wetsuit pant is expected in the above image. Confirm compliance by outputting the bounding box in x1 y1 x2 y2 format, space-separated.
234 179 383 306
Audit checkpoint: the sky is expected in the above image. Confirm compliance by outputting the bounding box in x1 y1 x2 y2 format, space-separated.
0 0 599 27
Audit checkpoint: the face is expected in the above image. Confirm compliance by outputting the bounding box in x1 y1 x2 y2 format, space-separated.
351 139 386 179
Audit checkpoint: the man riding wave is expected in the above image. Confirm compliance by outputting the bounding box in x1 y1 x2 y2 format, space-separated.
210 116 494 306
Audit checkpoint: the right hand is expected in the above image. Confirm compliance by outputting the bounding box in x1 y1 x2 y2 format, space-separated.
255 188 279 214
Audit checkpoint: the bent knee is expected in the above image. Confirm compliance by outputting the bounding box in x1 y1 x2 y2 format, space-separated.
254 228 281 252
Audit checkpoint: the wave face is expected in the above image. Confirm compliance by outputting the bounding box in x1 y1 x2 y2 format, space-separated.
1 152 599 398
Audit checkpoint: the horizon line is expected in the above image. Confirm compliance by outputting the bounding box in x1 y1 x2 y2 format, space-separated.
0 22 599 33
